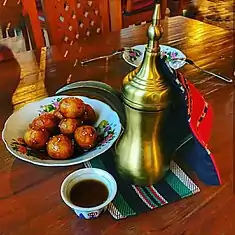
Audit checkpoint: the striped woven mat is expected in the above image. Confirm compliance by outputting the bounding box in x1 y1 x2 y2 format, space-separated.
84 150 200 220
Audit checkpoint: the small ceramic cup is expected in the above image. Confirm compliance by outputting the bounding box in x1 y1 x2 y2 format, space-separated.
61 168 117 219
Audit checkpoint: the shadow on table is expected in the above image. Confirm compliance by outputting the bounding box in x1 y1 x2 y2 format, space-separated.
7 158 81 232
0 45 21 131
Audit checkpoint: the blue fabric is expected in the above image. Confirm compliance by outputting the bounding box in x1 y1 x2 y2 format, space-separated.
158 56 221 186
177 137 220 185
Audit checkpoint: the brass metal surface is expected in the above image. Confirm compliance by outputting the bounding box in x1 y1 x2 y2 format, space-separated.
115 4 176 185
121 4 173 111
115 105 171 186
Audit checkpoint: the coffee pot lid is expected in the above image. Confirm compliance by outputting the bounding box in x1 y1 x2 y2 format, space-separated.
121 4 175 111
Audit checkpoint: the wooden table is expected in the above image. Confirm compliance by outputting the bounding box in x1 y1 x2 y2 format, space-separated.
0 16 234 235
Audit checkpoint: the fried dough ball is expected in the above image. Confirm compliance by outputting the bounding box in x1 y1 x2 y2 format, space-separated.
58 118 82 136
81 104 97 125
46 134 74 159
74 125 97 150
53 109 64 120
30 113 59 133
59 97 85 118
24 128 49 150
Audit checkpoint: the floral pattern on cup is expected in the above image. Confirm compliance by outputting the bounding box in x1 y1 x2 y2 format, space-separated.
73 207 104 219
87 211 100 218
78 213 86 219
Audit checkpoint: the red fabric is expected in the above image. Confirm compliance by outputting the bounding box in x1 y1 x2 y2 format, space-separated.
130 0 155 11
188 93 222 185
187 81 213 145
198 105 213 145
177 72 222 185
123 0 155 13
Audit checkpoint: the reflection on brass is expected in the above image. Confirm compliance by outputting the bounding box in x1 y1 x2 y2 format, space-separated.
115 4 176 186
121 4 168 111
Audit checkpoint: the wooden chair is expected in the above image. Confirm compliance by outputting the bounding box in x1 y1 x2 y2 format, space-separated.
109 0 184 31
41 0 110 46
0 0 44 51
124 0 168 26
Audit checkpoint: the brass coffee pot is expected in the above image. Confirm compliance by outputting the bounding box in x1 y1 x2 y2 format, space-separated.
115 4 178 186
56 4 188 186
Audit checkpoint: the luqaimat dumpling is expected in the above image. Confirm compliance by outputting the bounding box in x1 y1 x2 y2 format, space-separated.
53 109 64 120
58 118 82 136
30 113 59 134
24 128 49 150
81 104 97 125
59 97 85 118
46 134 74 159
22 97 100 160
74 125 97 150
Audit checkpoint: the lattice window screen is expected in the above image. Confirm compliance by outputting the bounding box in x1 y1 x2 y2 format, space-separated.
43 0 108 45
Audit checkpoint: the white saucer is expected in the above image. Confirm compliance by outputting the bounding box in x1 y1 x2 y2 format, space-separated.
123 44 186 70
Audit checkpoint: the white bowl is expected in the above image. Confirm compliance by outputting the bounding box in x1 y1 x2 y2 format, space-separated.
2 95 122 166
61 168 117 219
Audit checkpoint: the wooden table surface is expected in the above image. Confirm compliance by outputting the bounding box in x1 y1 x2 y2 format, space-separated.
0 16 234 235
